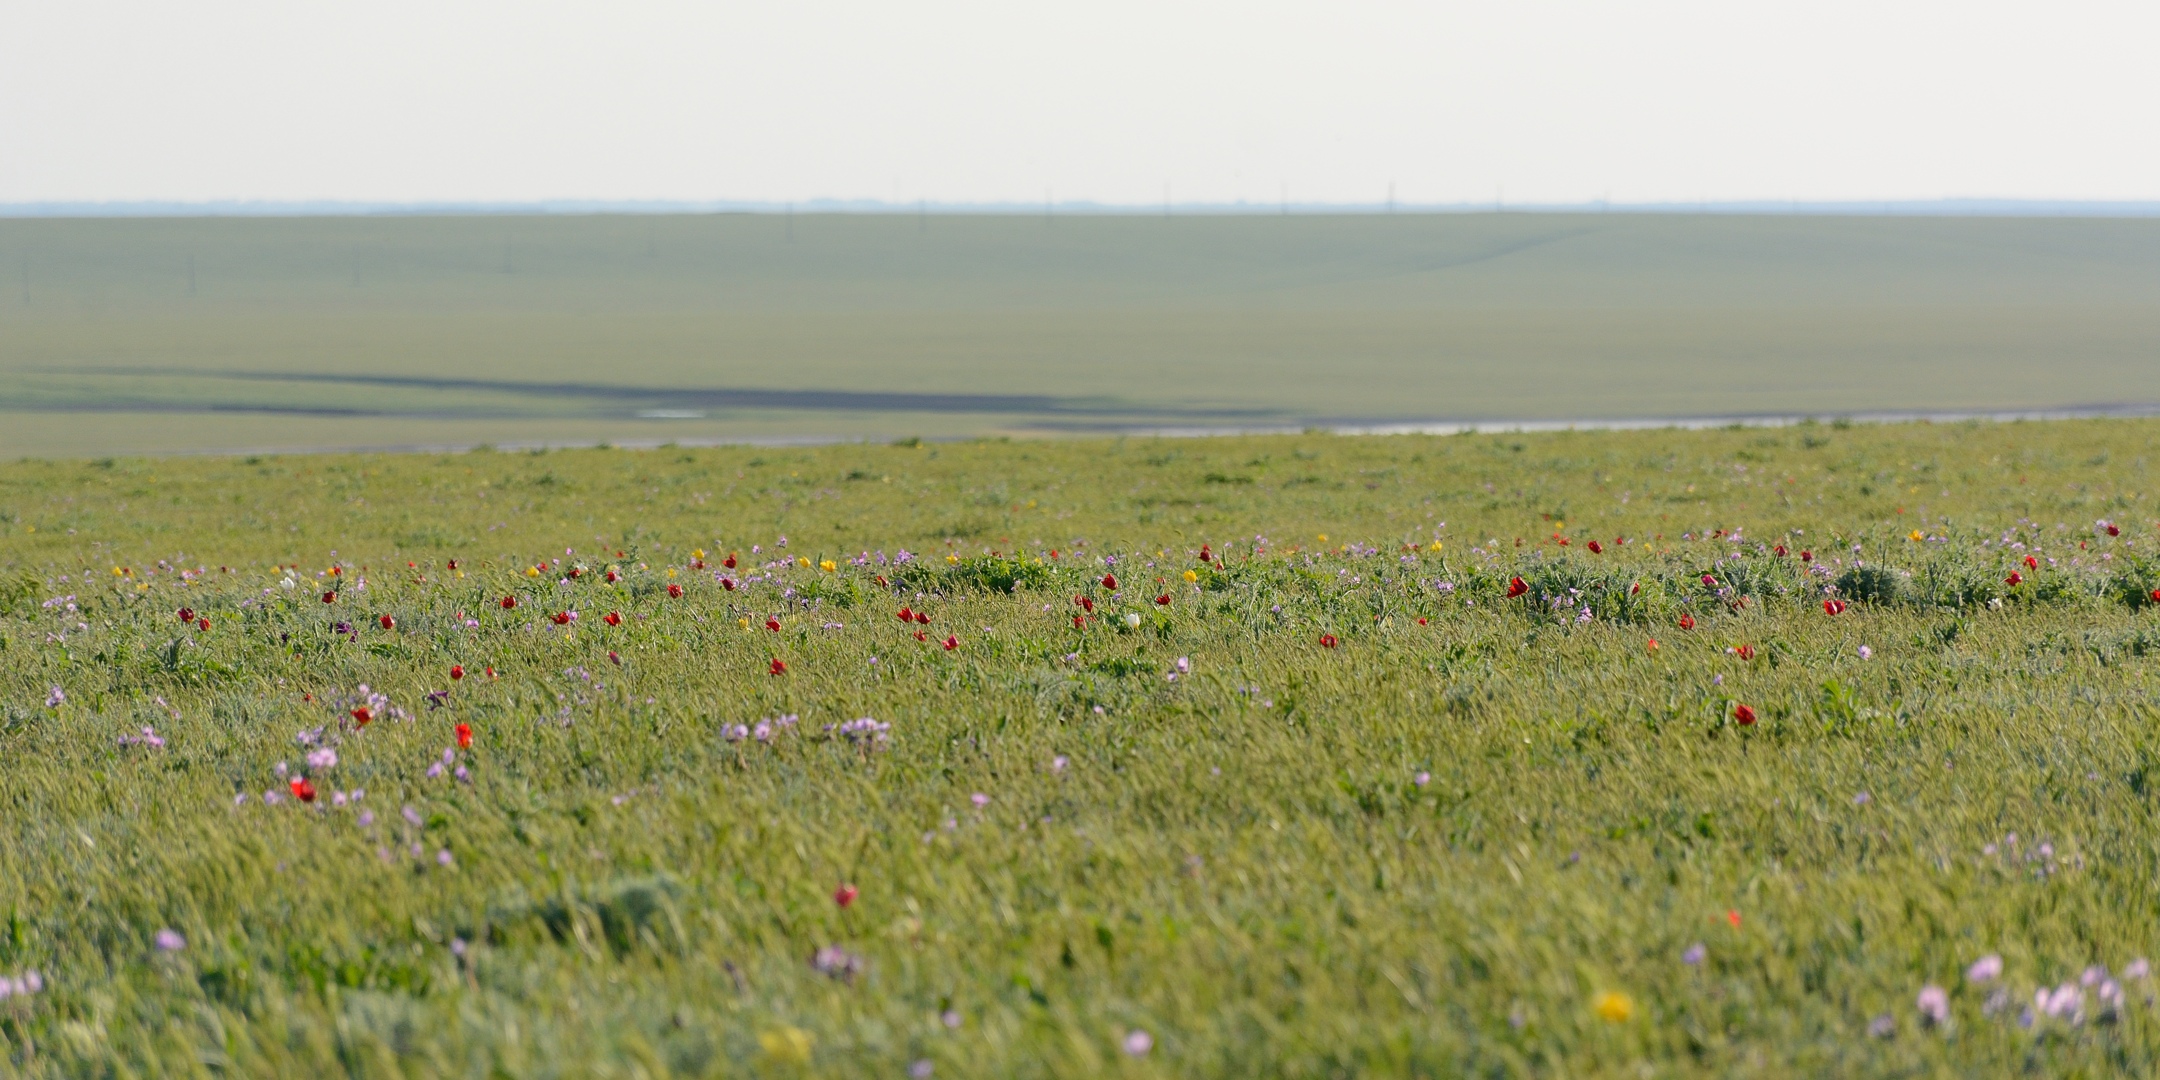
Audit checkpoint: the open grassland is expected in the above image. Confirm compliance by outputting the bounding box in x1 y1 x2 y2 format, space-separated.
5 420 2160 1076
5 213 2160 454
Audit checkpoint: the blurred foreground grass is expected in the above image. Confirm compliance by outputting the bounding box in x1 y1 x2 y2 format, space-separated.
4 420 2160 1076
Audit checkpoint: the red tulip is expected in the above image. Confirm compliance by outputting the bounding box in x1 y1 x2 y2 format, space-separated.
2024 555 2039 570
552 611 571 625
1734 644 1756 661
500 596 517 609
1701 574 1717 587
1823 599 1846 616
450 665 465 680
835 883 858 908
942 635 958 650
915 611 930 625
197 618 210 631
1646 638 1659 652
485 666 496 679
2005 571 2023 586
720 578 735 591
723 553 737 569
322 591 338 604
1678 614 1696 630
768 658 787 676
667 583 683 599
1072 615 1086 628
914 630 927 642
1733 703 1756 726
1319 633 1339 648
289 777 316 803
1155 593 1170 606
1773 545 1787 557
608 650 621 665
1079 596 1094 613
1101 574 1118 591
1799 550 1812 562
455 723 472 750
2151 589 2160 604
1630 581 1641 595
1416 616 1428 625
1199 544 1212 562
605 569 619 583
603 611 621 626
379 615 395 630
1586 540 1604 555
177 607 195 623
2107 523 2121 537
765 618 781 632
447 559 459 570
897 607 914 622
1726 909 1742 928
351 707 372 726
1506 577 1528 598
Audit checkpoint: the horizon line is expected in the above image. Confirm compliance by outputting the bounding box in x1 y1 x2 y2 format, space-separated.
9 196 2160 220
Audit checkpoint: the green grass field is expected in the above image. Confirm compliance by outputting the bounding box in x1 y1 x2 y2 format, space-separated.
5 213 2160 455
5 419 2160 1075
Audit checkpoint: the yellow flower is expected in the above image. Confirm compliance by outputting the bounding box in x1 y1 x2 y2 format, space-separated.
798 556 812 568
692 548 705 560
1908 530 1925 542
112 567 125 576
739 617 751 628
757 1026 813 1065
666 568 677 578
526 566 541 577
1318 534 1328 542
1182 570 1198 583
1429 541 1443 551
820 560 837 573
946 554 960 564
1592 991 1636 1023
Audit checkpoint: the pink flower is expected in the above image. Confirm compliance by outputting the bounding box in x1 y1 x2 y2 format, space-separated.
1965 954 2003 984
971 792 990 808
1123 1030 1153 1056
154 928 186 952
1917 984 1949 1026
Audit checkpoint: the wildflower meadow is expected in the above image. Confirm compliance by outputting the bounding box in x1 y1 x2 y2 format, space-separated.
5 419 2160 1076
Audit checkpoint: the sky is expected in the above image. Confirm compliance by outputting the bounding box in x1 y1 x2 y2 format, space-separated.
4 1 2158 207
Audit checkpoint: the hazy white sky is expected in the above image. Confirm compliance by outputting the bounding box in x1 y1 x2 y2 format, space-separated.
4 1 2156 206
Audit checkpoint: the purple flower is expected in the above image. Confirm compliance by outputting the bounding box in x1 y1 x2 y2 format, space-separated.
1965 954 2003 984
941 1009 962 1029
2037 983 2081 1021
1123 1030 1153 1056
1852 792 1872 806
154 928 186 952
2126 958 2151 980
357 809 375 827
1414 771 1431 787
402 805 424 827
1867 1014 1895 1039
45 686 64 708
436 848 454 866
1052 756 1069 774
971 792 990 808
909 1061 933 1079
1682 943 1706 966
306 748 337 771
1917 984 1948 1026
1858 645 1874 660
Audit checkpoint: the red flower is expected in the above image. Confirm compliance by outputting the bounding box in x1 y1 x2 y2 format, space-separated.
197 617 210 631
1072 615 1086 628
322 591 338 604
447 559 459 571
721 578 735 591
1733 703 1756 726
455 723 473 750
569 566 584 578
1773 544 1787 557
379 615 395 630
915 611 930 625
1319 633 1339 648
768 658 786 676
1078 596 1094 613
1734 644 1756 661
1701 574 1717 587
1646 638 1660 652
1199 544 1212 562
552 611 571 625
914 630 927 641
2151 589 2160 604
605 569 619 583
834 883 858 909
2107 523 2121 537
608 650 621 665
1416 617 1428 625
1586 540 1604 555
352 707 372 726
2005 571 2023 586
667 583 683 598
723 553 737 569
177 607 195 623
1799 550 1813 562
603 611 621 626
485 666 496 679
765 618 781 632
2023 555 2039 569
1630 581 1641 596
897 607 914 622
500 596 517 609
1506 577 1528 598
1726 909 1742 928
1155 593 1171 606
450 665 465 680
1101 573 1118 591
1678 614 1696 630
289 777 316 803
1823 599 1846 616
942 635 958 650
